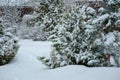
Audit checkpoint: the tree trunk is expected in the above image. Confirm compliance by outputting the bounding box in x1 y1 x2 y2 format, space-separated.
105 54 110 67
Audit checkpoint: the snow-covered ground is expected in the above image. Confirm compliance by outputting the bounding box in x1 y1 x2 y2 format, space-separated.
0 40 120 80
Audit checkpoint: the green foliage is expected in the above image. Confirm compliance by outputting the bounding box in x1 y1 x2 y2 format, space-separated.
34 0 64 38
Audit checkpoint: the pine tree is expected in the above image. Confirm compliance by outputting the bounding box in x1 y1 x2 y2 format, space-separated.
34 0 64 39
0 19 19 65
39 5 101 68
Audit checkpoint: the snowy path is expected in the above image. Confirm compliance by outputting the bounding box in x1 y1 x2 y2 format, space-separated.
0 40 120 80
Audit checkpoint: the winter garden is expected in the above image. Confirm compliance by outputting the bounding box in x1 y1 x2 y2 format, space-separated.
0 0 120 80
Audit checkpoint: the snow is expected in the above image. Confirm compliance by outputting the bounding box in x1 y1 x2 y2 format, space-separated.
0 40 120 80
104 32 115 45
92 14 109 24
22 14 37 22
108 0 117 5
86 7 96 15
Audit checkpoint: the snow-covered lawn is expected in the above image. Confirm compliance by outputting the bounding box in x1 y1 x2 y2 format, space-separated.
0 40 120 80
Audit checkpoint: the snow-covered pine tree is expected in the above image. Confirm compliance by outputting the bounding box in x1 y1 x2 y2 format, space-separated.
93 0 120 67
0 19 19 65
39 4 103 68
93 0 120 33
33 0 64 40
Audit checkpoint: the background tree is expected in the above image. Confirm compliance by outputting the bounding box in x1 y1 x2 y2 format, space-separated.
33 0 65 40
1 0 22 26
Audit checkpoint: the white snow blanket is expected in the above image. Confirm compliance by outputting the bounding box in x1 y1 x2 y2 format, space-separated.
0 40 120 80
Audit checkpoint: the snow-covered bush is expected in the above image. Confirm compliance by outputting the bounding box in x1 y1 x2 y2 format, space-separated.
39 5 102 68
0 19 19 65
